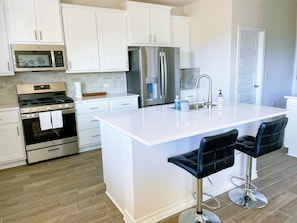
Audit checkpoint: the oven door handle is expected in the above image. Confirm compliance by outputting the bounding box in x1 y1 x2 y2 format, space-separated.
21 108 75 120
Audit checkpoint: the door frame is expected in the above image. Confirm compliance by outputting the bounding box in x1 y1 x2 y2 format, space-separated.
235 26 266 105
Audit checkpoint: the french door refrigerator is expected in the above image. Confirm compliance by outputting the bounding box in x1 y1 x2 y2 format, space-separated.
126 46 180 107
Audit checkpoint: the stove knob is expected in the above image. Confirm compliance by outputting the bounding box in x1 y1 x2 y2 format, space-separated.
65 104 69 108
33 107 38 112
26 114 30 118
59 105 63 108
47 106 50 110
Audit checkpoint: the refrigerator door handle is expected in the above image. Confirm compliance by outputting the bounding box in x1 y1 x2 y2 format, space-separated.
163 52 168 99
160 52 167 99
160 52 165 99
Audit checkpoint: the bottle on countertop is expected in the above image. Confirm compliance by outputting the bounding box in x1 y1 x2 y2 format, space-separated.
217 90 224 106
180 97 190 112
174 95 181 110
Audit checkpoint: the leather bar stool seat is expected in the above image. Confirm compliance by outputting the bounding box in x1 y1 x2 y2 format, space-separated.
228 117 288 209
168 129 238 223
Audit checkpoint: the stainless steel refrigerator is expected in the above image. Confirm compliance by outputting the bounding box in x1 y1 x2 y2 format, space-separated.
126 46 180 107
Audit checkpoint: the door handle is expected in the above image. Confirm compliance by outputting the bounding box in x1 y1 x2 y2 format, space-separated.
254 85 259 88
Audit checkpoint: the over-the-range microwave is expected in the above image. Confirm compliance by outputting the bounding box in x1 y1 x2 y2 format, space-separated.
11 44 67 72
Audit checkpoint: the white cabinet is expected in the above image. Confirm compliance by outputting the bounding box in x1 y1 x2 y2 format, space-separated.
109 97 139 112
171 16 191 69
62 5 100 72
96 10 128 71
75 100 109 152
6 0 63 43
126 1 172 46
75 95 139 152
284 96 297 157
62 4 128 73
0 108 26 169
0 1 13 76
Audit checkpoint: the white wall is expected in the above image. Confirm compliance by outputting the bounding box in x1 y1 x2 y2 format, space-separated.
183 0 232 103
184 0 296 107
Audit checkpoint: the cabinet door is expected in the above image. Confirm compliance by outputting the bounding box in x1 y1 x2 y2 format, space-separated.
97 10 128 71
109 97 138 112
171 16 191 68
62 5 100 72
0 123 25 163
150 7 171 45
0 2 13 75
6 0 63 43
35 0 63 43
127 5 150 45
6 0 37 42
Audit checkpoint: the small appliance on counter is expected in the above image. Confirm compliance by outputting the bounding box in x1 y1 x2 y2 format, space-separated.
126 46 180 107
16 82 78 164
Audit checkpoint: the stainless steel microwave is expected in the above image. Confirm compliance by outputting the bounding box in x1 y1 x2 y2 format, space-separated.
11 44 67 72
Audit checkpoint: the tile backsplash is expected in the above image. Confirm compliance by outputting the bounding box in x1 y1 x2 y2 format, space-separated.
0 71 126 105
180 68 200 90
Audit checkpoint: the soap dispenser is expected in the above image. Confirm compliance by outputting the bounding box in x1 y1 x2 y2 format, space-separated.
217 90 224 106
174 95 181 110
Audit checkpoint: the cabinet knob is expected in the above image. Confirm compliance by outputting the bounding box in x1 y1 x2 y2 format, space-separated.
7 62 10 72
254 84 259 88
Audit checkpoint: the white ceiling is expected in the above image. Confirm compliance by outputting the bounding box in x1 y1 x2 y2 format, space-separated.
60 0 199 8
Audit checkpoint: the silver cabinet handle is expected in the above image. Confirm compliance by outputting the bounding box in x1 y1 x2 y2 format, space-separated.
121 103 130 106
34 30 38 40
39 30 42 40
7 62 10 71
68 61 72 69
254 85 259 88
91 119 99 122
17 126 20 136
92 135 100 138
89 107 99 110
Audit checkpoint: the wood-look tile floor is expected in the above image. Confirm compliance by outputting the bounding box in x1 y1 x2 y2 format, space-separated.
1 148 297 223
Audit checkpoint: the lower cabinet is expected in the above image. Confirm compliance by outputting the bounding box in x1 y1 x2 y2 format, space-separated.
75 95 139 152
0 108 26 169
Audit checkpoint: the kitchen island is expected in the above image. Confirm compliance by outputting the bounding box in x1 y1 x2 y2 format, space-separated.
95 103 289 223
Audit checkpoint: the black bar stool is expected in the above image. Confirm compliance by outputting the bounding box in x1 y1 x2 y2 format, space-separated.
228 117 288 209
168 129 238 223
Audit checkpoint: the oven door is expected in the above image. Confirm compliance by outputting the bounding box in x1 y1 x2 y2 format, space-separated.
21 108 77 151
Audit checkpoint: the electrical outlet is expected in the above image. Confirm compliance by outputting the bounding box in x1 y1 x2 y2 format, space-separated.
103 84 110 88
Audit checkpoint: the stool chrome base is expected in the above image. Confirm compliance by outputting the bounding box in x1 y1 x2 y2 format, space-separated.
228 187 268 209
178 208 221 223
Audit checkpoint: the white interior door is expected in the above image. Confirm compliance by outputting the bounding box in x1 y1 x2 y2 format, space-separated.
236 27 266 105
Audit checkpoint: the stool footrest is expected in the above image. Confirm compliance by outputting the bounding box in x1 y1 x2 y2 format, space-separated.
230 175 257 190
192 192 221 210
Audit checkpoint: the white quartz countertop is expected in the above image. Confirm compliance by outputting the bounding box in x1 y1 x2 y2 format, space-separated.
284 95 297 100
95 103 289 146
0 103 19 111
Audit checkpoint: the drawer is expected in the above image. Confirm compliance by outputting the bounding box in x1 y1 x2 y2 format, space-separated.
76 113 100 131
109 97 138 111
78 128 101 147
75 100 109 114
0 110 19 125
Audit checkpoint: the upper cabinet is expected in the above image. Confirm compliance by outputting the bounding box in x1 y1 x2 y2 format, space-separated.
171 15 191 69
0 1 13 76
5 0 63 43
126 1 172 46
96 9 128 72
62 5 100 72
62 4 128 73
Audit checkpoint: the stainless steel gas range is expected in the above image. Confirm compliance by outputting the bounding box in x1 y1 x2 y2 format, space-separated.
16 82 78 164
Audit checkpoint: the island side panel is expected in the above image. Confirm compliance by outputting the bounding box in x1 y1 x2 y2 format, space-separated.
100 121 260 223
